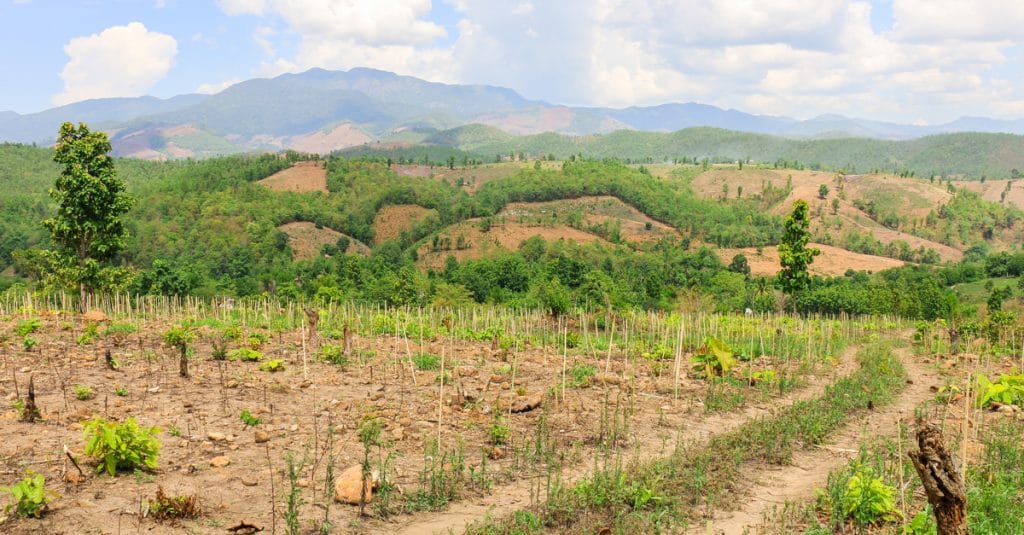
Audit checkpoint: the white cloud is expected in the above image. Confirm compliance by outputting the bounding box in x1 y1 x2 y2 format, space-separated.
892 0 1024 42
195 79 241 94
53 22 178 106
216 0 266 15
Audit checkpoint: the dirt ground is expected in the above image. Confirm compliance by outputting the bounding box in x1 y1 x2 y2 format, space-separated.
372 206 438 244
717 243 905 276
277 222 370 260
258 162 329 194
0 311 841 534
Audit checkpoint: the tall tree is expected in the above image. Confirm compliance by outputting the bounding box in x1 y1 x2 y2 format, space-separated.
777 199 820 298
43 122 133 306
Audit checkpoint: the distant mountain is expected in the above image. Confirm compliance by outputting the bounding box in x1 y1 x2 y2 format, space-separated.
3 67 1024 159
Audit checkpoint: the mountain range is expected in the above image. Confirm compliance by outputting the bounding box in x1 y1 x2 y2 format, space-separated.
4 67 1024 159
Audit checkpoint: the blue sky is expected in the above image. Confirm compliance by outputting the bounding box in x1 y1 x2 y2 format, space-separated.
2 0 1024 124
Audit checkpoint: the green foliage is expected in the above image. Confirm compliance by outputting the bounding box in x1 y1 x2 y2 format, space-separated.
777 199 820 296
842 469 901 526
74 384 94 400
259 359 285 372
114 386 128 397
239 409 262 427
76 321 98 345
319 344 348 366
227 348 262 362
904 506 937 535
691 337 736 378
82 417 161 476
41 122 133 297
976 373 1024 408
967 419 1024 533
162 325 195 349
21 335 37 351
0 471 54 518
14 318 42 337
488 413 510 446
570 364 597 387
411 352 441 370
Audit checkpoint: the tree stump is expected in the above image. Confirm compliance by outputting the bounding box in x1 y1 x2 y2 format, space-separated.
908 422 968 535
22 375 41 422
304 307 320 351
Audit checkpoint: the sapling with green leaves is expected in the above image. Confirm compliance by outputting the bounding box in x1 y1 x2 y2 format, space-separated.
1 471 54 518
163 324 195 378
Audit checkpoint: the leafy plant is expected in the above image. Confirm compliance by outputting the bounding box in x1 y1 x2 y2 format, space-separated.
74 384 95 400
77 322 99 345
259 359 285 372
843 469 901 526
228 348 262 362
976 373 1024 408
247 331 270 349
240 409 262 427
0 471 54 518
570 364 597 387
412 352 441 370
488 413 510 446
22 335 37 351
904 506 937 535
15 318 42 337
691 337 736 378
114 386 128 397
320 344 348 366
83 417 161 476
148 486 200 521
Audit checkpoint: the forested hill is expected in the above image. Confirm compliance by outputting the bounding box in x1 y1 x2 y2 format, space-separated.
411 126 1024 179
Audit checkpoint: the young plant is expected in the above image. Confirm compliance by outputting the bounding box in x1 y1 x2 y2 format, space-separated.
74 384 95 400
239 409 262 427
14 318 42 337
320 344 348 366
114 386 128 397
76 322 99 345
691 337 736 378
21 335 37 352
976 373 1024 408
148 486 200 521
411 352 440 371
842 468 901 526
259 359 285 372
488 412 510 446
570 364 597 387
83 417 161 476
283 451 307 535
228 348 262 362
0 471 54 518
163 325 195 378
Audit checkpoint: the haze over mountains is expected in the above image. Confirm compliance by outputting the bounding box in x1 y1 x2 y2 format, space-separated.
4 67 1024 160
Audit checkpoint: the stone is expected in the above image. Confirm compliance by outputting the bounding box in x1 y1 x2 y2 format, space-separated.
209 456 231 468
206 432 226 442
254 429 270 443
334 464 375 505
511 393 545 413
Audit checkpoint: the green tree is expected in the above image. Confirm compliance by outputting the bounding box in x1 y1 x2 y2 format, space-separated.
818 184 829 199
777 200 820 299
42 122 133 306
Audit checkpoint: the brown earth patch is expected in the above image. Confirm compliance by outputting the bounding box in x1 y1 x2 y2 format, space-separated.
416 220 613 269
277 221 369 260
287 123 373 154
499 196 679 243
717 243 905 276
372 205 438 244
954 179 1024 210
258 161 328 194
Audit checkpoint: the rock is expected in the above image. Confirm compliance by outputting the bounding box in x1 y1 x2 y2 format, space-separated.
511 393 545 413
391 427 405 441
254 429 270 443
489 446 505 460
82 310 108 323
489 374 504 383
206 432 226 442
595 373 620 385
241 478 259 487
997 404 1016 414
334 464 375 505
209 456 231 468
456 366 478 378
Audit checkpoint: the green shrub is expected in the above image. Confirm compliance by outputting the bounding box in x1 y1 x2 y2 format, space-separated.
240 409 262 427
259 359 285 372
570 364 597 387
228 348 262 362
114 387 128 397
14 318 42 337
691 337 736 378
0 471 53 518
412 352 441 370
842 469 901 526
74 385 94 400
247 331 270 349
77 322 99 345
21 336 37 351
976 373 1024 408
83 417 161 476
320 344 348 366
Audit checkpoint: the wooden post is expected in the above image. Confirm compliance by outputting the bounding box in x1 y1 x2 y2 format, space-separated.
908 422 968 535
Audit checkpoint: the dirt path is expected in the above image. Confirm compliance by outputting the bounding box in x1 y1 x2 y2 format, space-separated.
688 344 940 534
379 345 864 535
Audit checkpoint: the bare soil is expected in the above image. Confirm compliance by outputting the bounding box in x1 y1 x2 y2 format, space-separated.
717 243 905 276
372 205 438 244
258 161 329 194
277 222 370 260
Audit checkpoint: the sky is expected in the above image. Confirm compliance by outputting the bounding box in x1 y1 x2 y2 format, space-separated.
2 0 1024 124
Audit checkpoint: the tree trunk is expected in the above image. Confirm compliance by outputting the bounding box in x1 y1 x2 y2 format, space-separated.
948 328 961 356
908 422 968 535
22 375 41 422
304 307 319 352
179 345 189 378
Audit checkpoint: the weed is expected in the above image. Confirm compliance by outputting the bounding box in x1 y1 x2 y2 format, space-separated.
283 451 307 535
104 322 138 337
967 419 1024 533
411 352 441 371
0 471 54 518
259 359 285 372
570 364 597 387
83 417 161 475
114 386 128 396
240 409 262 427
975 373 1024 407
74 384 95 400
489 413 510 446
320 344 348 366
148 486 200 521
691 337 736 378
77 322 99 345
167 426 181 438
14 318 42 337
247 331 270 349
405 439 465 512
21 335 37 351
228 348 262 362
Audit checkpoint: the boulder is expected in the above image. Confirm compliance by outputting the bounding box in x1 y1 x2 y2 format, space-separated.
333 464 375 505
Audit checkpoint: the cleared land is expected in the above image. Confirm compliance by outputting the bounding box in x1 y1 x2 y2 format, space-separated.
372 205 438 244
277 221 369 260
258 161 329 194
717 243 905 276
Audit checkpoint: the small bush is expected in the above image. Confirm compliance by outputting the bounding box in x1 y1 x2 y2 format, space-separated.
239 409 262 427
247 331 270 349
228 348 262 362
74 385 95 400
148 486 200 521
570 364 597 387
0 471 54 518
114 387 128 397
320 344 348 366
83 417 161 476
15 318 42 337
77 322 99 345
22 336 37 351
488 414 510 446
412 352 441 371
259 359 285 372
842 469 901 526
